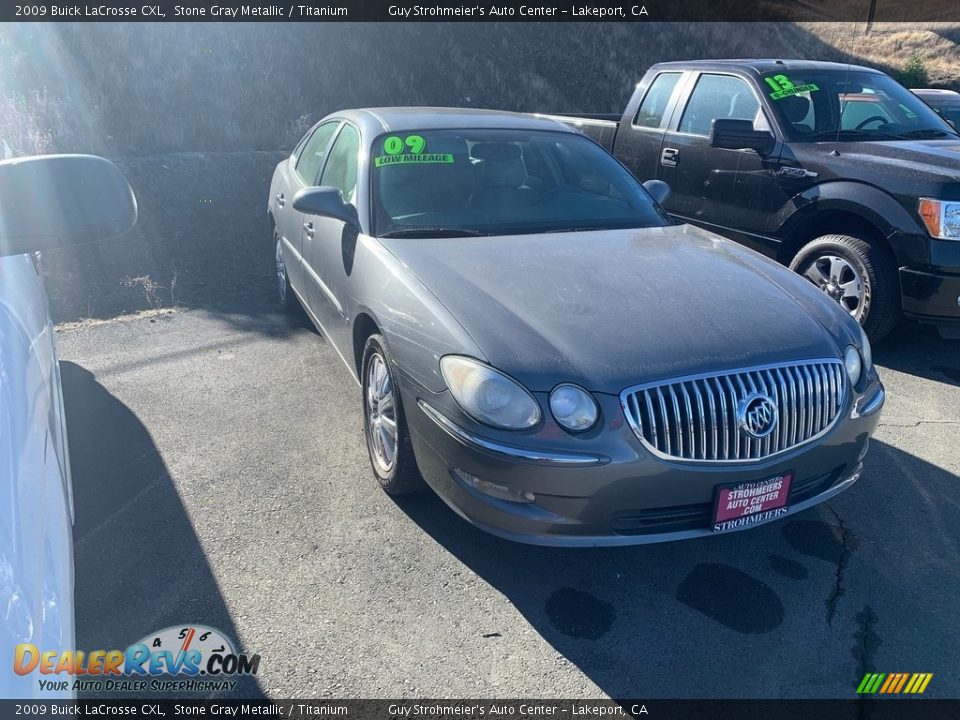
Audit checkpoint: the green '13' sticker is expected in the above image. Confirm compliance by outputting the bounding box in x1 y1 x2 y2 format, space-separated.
383 134 426 155
765 74 819 100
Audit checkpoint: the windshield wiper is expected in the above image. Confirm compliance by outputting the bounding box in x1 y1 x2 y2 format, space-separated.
378 227 490 238
803 128 902 141
547 226 610 233
894 128 959 139
545 225 649 233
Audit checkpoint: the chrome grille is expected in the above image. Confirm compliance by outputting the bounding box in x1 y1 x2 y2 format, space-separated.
621 360 846 463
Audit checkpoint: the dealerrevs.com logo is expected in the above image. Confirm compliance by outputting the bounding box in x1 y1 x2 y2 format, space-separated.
14 625 260 693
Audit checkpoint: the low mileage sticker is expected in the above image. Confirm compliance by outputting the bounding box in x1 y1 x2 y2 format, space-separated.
374 153 454 167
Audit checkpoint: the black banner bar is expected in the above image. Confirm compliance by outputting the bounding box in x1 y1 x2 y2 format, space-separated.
2 0 959 23
3 700 960 720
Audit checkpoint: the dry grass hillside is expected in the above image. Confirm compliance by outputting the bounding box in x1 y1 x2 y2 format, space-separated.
2 22 957 158
804 22 959 86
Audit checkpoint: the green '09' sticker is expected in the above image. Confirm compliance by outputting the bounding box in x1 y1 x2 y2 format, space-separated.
374 154 454 167
765 74 819 100
382 134 426 155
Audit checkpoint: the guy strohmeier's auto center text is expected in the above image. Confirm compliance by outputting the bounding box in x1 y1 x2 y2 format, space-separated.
385 4 647 17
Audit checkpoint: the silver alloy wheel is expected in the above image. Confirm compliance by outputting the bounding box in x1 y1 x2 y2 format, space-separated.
275 231 287 304
366 352 398 474
802 253 865 318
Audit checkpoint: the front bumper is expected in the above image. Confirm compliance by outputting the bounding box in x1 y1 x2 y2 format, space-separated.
404 381 884 547
900 267 960 323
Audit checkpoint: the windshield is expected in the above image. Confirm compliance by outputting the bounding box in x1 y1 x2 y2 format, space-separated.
762 70 958 142
371 129 671 237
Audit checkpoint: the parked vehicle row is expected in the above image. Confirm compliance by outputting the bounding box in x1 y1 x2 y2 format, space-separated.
553 59 960 340
268 107 884 546
6 54 956 698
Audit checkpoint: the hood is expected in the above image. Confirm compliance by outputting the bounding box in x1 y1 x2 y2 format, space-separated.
817 139 960 185
381 225 855 394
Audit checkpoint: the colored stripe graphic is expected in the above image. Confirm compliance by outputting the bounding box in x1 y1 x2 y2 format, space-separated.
893 673 909 693
879 674 896 693
857 672 932 694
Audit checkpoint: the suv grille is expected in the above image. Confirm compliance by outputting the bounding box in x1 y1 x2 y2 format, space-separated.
621 360 846 463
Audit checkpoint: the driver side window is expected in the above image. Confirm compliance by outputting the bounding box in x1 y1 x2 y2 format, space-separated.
320 124 360 205
295 122 339 184
679 74 760 136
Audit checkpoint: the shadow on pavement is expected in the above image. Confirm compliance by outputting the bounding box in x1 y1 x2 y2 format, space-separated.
392 434 959 697
61 361 263 699
874 322 960 386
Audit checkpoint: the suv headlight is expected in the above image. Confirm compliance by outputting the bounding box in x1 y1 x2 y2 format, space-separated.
549 384 599 432
440 356 541 430
918 198 960 240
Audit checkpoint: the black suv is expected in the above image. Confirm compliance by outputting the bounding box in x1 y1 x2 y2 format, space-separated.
559 60 960 340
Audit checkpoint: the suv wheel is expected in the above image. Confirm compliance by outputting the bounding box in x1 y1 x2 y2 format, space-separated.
790 234 899 342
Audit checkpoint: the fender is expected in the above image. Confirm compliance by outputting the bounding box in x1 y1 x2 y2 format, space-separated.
348 235 485 394
771 180 927 265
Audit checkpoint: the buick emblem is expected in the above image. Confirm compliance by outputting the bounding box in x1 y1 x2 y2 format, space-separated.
738 393 778 439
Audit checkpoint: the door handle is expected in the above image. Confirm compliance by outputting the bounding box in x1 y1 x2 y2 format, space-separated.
275 193 285 207
303 221 315 238
660 147 679 167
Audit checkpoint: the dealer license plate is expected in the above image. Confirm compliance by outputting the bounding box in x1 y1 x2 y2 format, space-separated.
713 472 793 533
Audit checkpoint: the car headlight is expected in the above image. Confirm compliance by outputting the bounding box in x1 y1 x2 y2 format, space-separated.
859 324 873 372
918 198 960 240
549 384 599 432
844 345 862 387
440 356 541 430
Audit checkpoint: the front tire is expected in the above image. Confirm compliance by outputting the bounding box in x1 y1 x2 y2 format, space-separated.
361 334 424 495
274 228 300 314
789 234 900 342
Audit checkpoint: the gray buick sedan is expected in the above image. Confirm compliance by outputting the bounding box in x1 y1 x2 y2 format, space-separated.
267 108 884 546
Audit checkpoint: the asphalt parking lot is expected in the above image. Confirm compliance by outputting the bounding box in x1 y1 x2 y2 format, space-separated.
57 304 959 699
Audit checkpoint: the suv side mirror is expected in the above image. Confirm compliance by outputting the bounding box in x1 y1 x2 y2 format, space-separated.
710 118 775 155
0 154 137 257
293 186 360 230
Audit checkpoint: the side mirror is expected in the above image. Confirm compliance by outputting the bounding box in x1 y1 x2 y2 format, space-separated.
710 118 775 155
643 179 671 205
0 154 137 257
293 186 360 230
